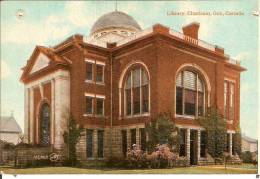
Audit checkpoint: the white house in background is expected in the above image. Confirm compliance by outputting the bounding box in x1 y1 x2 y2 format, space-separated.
0 115 22 144
242 134 258 153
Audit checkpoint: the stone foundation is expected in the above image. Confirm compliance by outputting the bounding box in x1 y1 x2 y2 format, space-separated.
76 124 145 162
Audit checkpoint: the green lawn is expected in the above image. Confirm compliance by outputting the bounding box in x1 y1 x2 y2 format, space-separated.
0 164 257 174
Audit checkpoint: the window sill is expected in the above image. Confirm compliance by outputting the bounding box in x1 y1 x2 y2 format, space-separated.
86 157 95 160
83 114 105 118
175 114 195 119
85 80 94 84
83 114 94 117
124 113 150 119
96 82 105 86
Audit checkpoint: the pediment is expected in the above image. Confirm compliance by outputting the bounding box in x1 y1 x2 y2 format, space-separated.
30 53 50 74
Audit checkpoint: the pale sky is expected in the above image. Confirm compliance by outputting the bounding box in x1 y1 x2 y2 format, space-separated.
1 1 259 139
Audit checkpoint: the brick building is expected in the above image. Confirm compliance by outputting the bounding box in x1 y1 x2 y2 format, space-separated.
20 11 245 165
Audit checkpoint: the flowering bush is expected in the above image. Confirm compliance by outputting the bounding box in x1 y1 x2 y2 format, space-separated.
126 144 147 168
123 144 187 169
146 144 178 168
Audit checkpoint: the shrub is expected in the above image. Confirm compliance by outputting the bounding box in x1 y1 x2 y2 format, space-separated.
63 114 84 166
226 154 242 165
3 142 15 150
126 144 147 168
105 156 128 168
146 144 178 168
173 156 189 167
242 151 253 163
197 107 227 161
145 113 179 153
232 131 242 157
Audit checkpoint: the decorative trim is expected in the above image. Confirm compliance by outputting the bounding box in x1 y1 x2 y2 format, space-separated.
96 94 106 99
168 45 217 64
96 61 106 66
85 58 106 66
85 93 95 97
224 77 236 83
85 58 95 64
25 70 69 88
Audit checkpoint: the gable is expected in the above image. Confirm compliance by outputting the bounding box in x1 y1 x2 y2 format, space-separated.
0 116 22 133
30 53 50 74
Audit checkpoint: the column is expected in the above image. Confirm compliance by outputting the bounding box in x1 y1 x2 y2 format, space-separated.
29 87 34 143
186 128 190 160
229 133 233 156
54 73 70 150
197 130 201 162
51 79 55 145
24 87 29 143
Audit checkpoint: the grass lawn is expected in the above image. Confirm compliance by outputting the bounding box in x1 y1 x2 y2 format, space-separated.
0 164 257 174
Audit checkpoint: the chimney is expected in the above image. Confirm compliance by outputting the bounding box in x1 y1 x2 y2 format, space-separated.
182 22 200 39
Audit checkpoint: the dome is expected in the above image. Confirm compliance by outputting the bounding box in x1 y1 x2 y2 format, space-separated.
90 11 142 35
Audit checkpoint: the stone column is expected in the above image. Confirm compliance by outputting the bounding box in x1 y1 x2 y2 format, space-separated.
29 87 34 144
54 73 70 150
186 128 190 160
229 133 233 156
24 87 29 143
51 79 55 145
197 130 201 162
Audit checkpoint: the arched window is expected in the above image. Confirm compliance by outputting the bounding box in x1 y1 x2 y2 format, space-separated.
124 67 149 116
176 70 205 116
40 103 50 146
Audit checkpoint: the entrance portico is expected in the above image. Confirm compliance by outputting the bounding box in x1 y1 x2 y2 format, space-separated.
178 126 205 165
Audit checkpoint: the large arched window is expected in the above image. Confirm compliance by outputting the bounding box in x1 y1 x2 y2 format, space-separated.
40 103 50 146
176 70 205 116
124 67 149 116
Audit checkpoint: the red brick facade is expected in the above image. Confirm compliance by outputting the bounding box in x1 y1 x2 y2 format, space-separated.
21 20 245 164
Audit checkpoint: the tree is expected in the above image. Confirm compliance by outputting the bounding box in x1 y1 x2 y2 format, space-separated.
232 129 242 157
145 113 179 153
63 114 84 166
197 107 227 160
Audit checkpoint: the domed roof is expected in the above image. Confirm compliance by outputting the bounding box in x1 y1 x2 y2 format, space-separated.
90 11 141 34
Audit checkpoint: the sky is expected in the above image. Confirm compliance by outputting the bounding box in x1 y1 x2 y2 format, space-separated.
0 1 259 139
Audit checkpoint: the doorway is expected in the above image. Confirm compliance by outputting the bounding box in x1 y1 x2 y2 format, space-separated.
190 129 197 165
